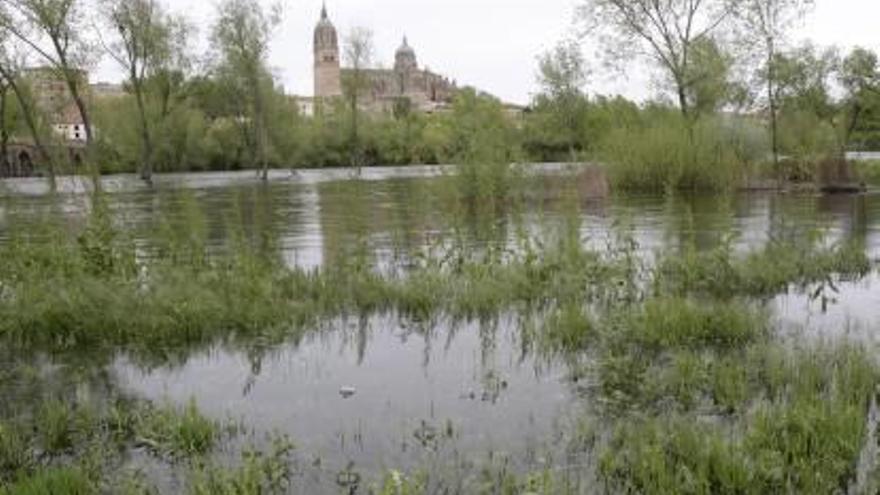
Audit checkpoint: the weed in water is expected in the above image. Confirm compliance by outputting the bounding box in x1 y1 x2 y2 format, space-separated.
135 400 219 460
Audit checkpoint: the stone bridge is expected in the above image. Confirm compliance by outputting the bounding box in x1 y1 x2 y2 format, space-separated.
0 143 85 178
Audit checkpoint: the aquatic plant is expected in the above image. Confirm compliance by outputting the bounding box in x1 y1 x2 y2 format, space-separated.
188 436 294 495
598 344 879 494
0 468 94 495
135 400 220 460
654 236 871 299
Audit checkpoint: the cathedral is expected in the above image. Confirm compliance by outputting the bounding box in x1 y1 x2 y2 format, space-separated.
313 4 458 112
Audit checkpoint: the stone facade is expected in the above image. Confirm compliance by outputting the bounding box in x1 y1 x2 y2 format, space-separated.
313 5 458 112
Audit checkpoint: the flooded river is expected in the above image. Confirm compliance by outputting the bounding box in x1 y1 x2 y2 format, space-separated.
2 166 879 491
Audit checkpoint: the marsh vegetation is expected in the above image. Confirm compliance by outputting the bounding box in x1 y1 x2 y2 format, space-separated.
0 167 878 493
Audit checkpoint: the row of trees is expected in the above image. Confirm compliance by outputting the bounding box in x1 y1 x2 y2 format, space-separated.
0 0 877 184
561 0 880 180
0 0 282 182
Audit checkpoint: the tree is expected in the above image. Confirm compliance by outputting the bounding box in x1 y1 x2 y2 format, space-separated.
1 0 96 145
735 0 814 171
212 0 281 181
773 43 839 165
101 0 181 182
838 47 880 153
0 21 53 178
578 0 738 119
535 39 589 160
342 26 373 172
684 37 739 116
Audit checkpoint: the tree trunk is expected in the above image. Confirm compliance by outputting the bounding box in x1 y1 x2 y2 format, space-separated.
133 79 154 182
1 70 54 182
351 89 360 172
767 43 780 181
0 84 9 176
252 76 268 181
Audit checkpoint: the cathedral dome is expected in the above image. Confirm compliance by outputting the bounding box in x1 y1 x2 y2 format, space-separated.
395 36 418 71
314 4 338 52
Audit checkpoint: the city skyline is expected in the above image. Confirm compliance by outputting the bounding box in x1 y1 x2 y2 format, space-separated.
90 0 880 105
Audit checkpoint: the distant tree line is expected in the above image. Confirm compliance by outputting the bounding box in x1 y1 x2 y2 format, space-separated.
0 0 878 188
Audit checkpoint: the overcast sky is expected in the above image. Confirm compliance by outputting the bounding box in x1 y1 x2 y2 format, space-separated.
94 0 880 105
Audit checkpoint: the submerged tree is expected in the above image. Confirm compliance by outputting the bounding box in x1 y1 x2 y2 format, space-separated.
101 0 183 182
212 0 281 181
1 0 96 146
735 0 814 171
578 0 738 120
342 26 373 172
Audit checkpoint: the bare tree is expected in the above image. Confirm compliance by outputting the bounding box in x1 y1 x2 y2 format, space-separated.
735 0 814 170
342 26 373 172
578 0 738 119
1 0 96 145
212 0 281 181
101 0 181 182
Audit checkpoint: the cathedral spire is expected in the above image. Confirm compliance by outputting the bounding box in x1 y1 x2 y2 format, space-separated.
321 2 328 20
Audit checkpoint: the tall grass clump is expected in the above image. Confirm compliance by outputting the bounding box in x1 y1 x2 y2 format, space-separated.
655 236 871 298
600 111 767 193
0 468 94 495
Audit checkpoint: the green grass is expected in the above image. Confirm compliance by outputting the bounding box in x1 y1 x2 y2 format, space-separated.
188 437 294 495
598 344 879 494
654 237 871 299
135 400 220 460
0 468 93 495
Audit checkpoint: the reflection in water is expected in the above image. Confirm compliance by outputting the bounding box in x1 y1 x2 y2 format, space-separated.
2 169 880 491
116 315 572 489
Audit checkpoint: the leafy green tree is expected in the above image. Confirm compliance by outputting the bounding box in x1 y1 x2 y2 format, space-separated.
532 39 589 161
685 38 739 116
735 0 815 170
578 0 738 119
838 47 880 153
2 0 96 145
773 43 840 166
101 0 186 182
0 22 53 176
212 0 281 180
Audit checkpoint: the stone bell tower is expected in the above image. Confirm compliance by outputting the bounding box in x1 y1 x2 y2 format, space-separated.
314 3 342 98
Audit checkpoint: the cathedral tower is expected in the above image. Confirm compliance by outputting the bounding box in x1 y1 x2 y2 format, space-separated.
314 4 341 97
394 37 418 72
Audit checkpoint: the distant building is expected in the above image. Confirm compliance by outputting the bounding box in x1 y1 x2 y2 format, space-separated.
23 67 88 144
313 5 458 113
